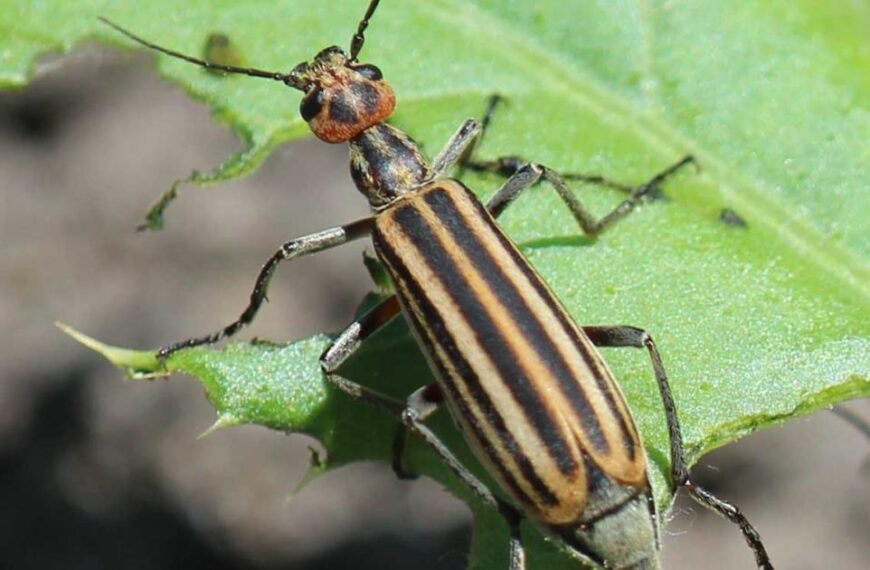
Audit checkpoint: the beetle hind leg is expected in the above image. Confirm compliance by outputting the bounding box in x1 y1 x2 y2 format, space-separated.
391 382 443 480
582 325 774 570
683 480 772 570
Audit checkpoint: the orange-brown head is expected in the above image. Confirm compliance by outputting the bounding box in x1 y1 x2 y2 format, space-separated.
285 46 396 143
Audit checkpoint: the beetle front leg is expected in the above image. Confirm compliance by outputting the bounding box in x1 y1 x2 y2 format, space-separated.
159 217 375 357
582 325 774 570
431 119 483 177
485 158 695 234
321 297 526 570
461 95 684 201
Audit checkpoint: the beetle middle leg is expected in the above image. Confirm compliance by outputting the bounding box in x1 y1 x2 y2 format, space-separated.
321 295 526 570
581 325 774 570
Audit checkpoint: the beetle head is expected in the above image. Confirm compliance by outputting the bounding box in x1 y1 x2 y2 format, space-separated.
286 46 396 143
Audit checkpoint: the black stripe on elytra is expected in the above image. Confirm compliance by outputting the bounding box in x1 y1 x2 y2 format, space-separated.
483 195 638 462
387 195 580 474
423 187 610 461
374 232 559 508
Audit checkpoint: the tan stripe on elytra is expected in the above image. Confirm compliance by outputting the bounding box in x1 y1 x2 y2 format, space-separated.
378 202 588 523
445 186 646 484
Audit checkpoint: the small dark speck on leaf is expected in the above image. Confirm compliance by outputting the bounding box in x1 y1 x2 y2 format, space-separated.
203 32 245 75
719 208 748 228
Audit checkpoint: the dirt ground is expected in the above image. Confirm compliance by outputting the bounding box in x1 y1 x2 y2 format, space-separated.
1 48 867 569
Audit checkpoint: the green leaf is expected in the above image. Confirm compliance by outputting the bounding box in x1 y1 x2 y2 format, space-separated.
19 0 869 567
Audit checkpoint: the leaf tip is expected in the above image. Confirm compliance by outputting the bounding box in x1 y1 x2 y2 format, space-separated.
56 321 164 378
212 414 242 432
284 445 330 504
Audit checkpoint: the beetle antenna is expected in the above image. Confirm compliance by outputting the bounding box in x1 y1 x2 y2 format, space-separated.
98 17 299 87
349 0 381 62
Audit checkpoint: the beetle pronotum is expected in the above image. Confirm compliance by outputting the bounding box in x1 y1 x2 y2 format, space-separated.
101 2 773 568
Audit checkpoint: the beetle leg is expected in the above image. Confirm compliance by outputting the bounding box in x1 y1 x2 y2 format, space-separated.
399 404 526 570
453 94 504 177
582 325 774 570
159 217 375 357
683 481 773 570
321 298 526 570
581 326 685 477
391 382 444 480
431 119 483 177
484 158 694 234
468 155 670 200
460 95 687 201
319 295 406 415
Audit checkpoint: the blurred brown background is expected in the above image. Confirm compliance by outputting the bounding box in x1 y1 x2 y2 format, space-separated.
1 47 867 569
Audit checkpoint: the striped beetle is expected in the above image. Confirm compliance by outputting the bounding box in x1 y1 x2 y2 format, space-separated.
101 2 773 568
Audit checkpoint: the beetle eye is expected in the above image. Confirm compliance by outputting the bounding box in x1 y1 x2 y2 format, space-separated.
354 64 383 81
300 86 325 121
